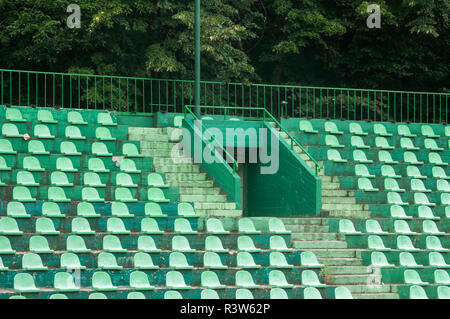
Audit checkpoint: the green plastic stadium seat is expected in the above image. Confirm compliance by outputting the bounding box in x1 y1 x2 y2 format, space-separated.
270 252 293 268
134 252 159 269
429 152 448 166
300 251 324 268
88 158 109 173
421 125 439 138
404 151 423 165
29 235 54 253
16 170 39 186
148 188 169 203
6 108 25 122
120 159 141 173
89 293 107 299
116 172 137 187
0 217 23 235
13 186 36 202
49 294 68 299
54 272 80 292
97 112 117 126
148 173 169 188
365 220 388 234
34 124 54 139
437 286 449 299
358 177 379 192
235 288 254 299
426 236 448 252
237 252 261 269
353 150 372 163
66 235 91 253
399 252 423 268
50 172 73 187
205 236 228 253
122 143 143 157
423 220 444 235
381 165 401 179
92 272 118 291
201 271 226 289
164 291 183 299
270 236 293 252
411 179 431 193
206 218 229 234
177 203 197 217
60 141 81 155
60 253 86 270
36 217 60 235
304 287 322 299
424 138 443 151
111 202 134 218
22 156 44 172
429 252 449 268
166 271 191 289
82 187 104 202
130 271 155 290
96 127 116 141
371 252 394 267
397 124 416 137
387 192 407 206
324 122 343 135
203 252 227 269
237 236 261 253
339 219 361 234
373 123 392 137
325 135 344 148
65 125 86 139
56 157 77 172
375 137 394 150
384 178 404 192
355 164 374 178
437 180 450 192
172 235 196 252
107 217 131 234
201 289 220 299
299 120 318 133
235 270 260 289
42 202 65 218
48 186 70 202
141 218 163 234
406 166 426 179
368 235 391 251
417 206 439 220
103 235 127 253
0 139 16 154
349 122 367 136
144 202 167 218
72 217 95 235
446 207 450 218
37 110 57 123
328 149 347 163
397 235 419 251
68 111 88 125
335 287 353 299
127 292 146 299
400 138 419 150
0 236 16 254
404 269 428 285
137 236 161 253
7 201 30 218
77 202 100 218
394 220 417 235
442 193 450 205
14 273 40 293
269 218 290 234
22 253 48 270
269 270 293 289
378 150 398 164
414 193 434 206
302 270 325 287
174 218 197 234
0 156 11 170
238 218 261 234
409 285 428 299
92 142 112 156
2 123 22 137
350 136 370 149
98 252 123 270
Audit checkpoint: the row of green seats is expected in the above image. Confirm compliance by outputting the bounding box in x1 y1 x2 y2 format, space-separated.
409 285 449 299
370 251 448 268
339 219 445 235
386 191 449 206
389 205 448 220
355 164 449 179
367 234 447 252
357 177 450 192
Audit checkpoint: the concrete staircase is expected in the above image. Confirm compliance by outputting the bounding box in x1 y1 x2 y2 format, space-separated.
128 126 242 217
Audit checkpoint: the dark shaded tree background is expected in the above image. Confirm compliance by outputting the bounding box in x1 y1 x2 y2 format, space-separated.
0 0 448 92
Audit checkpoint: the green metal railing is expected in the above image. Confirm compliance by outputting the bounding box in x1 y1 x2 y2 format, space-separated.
1 68 448 123
184 105 320 176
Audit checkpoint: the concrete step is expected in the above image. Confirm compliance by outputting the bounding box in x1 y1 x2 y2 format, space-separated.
165 173 208 181
326 266 372 275
177 187 221 195
328 210 372 218
344 284 395 294
353 293 399 299
321 190 353 197
284 225 329 233
153 157 194 165
292 240 347 249
180 194 228 203
327 274 372 285
322 203 367 211
154 164 200 173
317 258 362 266
140 141 176 150
320 176 340 183
280 218 328 226
322 197 356 204
307 249 357 258
141 149 176 157
321 183 342 190
193 202 237 210
128 134 169 142
291 233 343 241
195 209 243 217
169 180 215 188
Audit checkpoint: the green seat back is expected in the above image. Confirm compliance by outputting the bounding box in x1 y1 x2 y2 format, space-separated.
324 121 342 134
172 235 195 252
235 270 259 289
130 271 154 290
65 126 85 139
269 218 289 233
50 171 71 187
205 236 228 253
92 142 111 156
304 287 322 299
203 252 227 269
0 139 16 154
339 219 359 233
237 236 260 252
34 124 54 138
387 192 406 205
96 127 115 140
14 273 40 293
36 217 59 235
301 270 325 287
56 157 77 172
206 218 228 234
373 123 391 136
177 202 196 216
325 135 342 147
421 125 438 137
107 217 130 234
120 159 140 173
144 202 166 217
111 201 133 217
116 172 135 187
349 122 366 135
411 179 428 192
103 235 126 252
28 140 49 154
270 287 288 299
48 186 69 202
98 252 122 270
429 252 448 267
404 269 427 285
375 136 392 149
424 138 442 150
17 170 38 186
54 272 79 291
148 173 167 187
0 217 22 234
394 220 414 234
37 110 56 123
166 271 190 289
328 149 346 162
437 179 450 192
397 235 418 251
235 288 254 299
201 289 220 299
122 143 141 157
371 251 392 267
137 236 161 253
269 235 292 252
410 286 428 299
406 166 425 179
89 293 107 299
355 164 372 177
350 135 368 148
300 251 323 267
429 152 447 165
399 252 421 267
426 236 446 251
417 205 437 219
22 253 47 270
368 235 389 250
7 201 30 218
0 236 16 254
299 120 317 133
97 112 117 125
127 292 146 299
77 202 100 217
437 286 450 299
60 141 80 155
66 235 90 253
68 111 87 124
237 252 260 268
358 177 376 191
141 218 163 234
61 252 85 269
92 271 117 291
82 187 103 201
174 218 196 234
134 251 159 269
335 287 353 299
381 165 400 178
2 123 21 136
270 252 292 268
72 217 95 234
29 235 53 253
238 218 260 234
397 124 415 137
148 188 168 202
201 271 225 288
164 291 183 299
379 150 396 163
365 219 385 234
353 150 371 162
50 294 68 299
400 138 417 150
88 158 108 172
